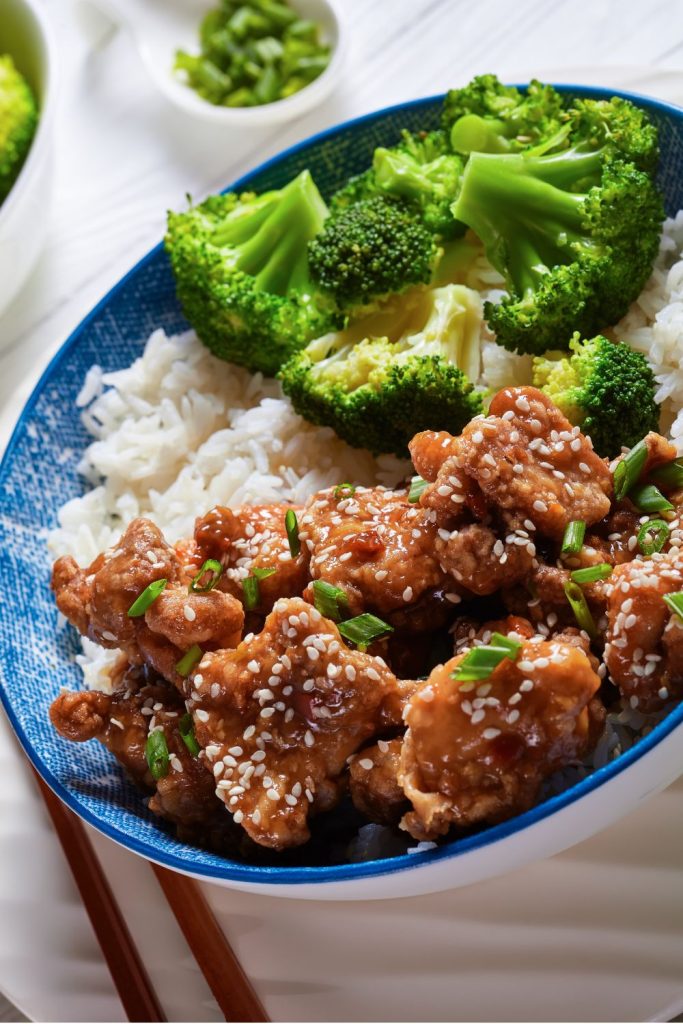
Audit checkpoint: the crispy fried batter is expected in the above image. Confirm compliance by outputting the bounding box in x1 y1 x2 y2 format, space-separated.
186 597 401 850
50 673 220 829
399 632 602 840
52 518 244 688
605 552 683 711
194 503 310 611
349 738 407 825
300 485 451 622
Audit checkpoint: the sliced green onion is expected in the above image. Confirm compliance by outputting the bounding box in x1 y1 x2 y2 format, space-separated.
311 579 349 622
253 566 277 580
242 567 277 610
145 730 170 781
663 591 683 620
333 482 356 500
452 634 521 682
408 475 428 503
242 577 259 611
489 632 523 657
189 558 223 593
650 458 683 489
338 613 393 650
561 520 586 555
613 439 648 500
176 644 203 677
570 563 613 585
179 713 201 757
629 483 674 514
127 578 168 617
564 580 598 640
285 508 300 557
637 518 670 556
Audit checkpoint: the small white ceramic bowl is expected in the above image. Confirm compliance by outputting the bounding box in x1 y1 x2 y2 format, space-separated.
77 0 345 127
0 0 56 324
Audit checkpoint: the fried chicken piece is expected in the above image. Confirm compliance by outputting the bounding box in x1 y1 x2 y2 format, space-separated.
399 633 602 840
194 504 310 612
436 514 536 596
461 388 612 537
411 389 613 539
52 519 244 688
604 552 683 711
50 673 220 829
300 485 453 623
349 739 407 825
186 597 402 850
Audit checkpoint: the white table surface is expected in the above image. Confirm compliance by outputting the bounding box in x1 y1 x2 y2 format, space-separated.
4 0 683 1021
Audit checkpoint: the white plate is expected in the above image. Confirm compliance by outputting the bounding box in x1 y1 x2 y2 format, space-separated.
3 65 683 1022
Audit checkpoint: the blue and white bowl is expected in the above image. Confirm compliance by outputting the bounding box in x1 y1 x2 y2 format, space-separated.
2 86 683 900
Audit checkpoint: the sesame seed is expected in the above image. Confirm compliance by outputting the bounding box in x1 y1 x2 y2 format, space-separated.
233 810 244 824
251 749 266 762
483 728 501 740
307 648 320 661
472 430 484 444
508 693 521 705
247 660 260 673
507 710 520 724
195 709 209 722
471 709 486 724
533 500 547 513
243 725 256 740
183 604 196 622
519 680 534 692
304 730 315 747
267 788 279 801
260 707 275 719
285 794 298 806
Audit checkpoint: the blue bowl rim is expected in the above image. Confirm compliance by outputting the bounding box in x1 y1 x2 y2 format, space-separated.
3 83 683 887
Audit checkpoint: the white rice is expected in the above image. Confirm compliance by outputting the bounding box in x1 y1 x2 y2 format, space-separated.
614 211 683 451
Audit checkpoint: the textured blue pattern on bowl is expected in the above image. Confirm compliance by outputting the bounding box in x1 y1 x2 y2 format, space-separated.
3 87 683 886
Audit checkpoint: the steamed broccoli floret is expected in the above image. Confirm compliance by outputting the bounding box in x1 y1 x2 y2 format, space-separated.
372 130 464 238
567 96 659 174
451 132 663 355
532 334 659 457
279 284 484 456
165 169 340 375
330 130 464 239
0 55 38 203
307 196 440 316
443 75 565 155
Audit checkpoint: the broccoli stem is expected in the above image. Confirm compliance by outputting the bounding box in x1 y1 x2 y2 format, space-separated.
452 149 598 295
211 170 328 295
449 114 512 154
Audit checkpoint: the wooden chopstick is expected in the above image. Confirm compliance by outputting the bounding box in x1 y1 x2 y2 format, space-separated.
150 864 269 1023
33 772 166 1023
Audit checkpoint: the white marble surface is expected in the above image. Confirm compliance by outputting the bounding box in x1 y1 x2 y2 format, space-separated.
4 0 683 1020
